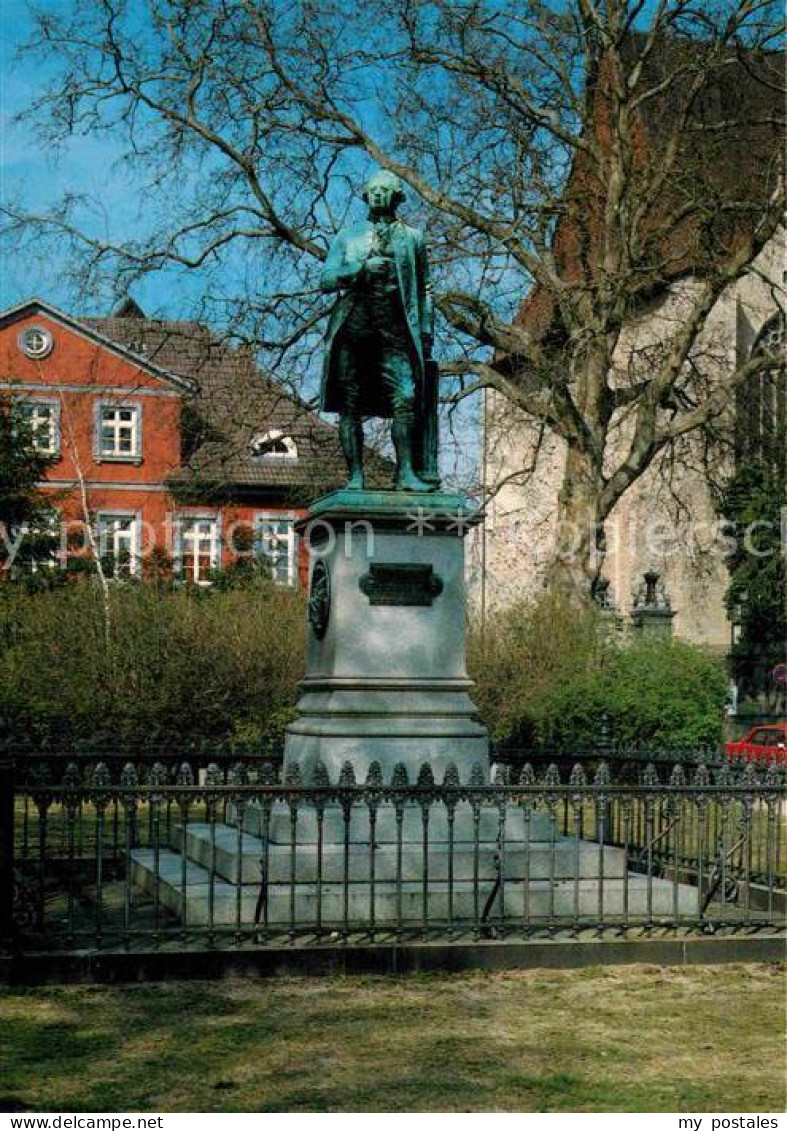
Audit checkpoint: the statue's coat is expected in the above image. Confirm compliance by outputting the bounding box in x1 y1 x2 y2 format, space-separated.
320 219 434 418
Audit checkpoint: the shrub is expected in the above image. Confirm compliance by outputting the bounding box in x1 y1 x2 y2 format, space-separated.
0 583 727 757
468 595 727 752
0 576 306 752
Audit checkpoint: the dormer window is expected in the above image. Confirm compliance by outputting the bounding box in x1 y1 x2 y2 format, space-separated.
249 429 298 460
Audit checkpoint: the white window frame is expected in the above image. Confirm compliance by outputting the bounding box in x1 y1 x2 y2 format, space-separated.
254 512 298 587
6 506 61 574
174 512 221 585
17 397 61 457
249 429 298 460
94 400 143 463
95 511 141 578
29 506 62 571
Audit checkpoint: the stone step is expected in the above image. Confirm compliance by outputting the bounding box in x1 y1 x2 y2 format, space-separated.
129 849 242 927
130 848 700 928
231 802 557 844
174 822 628 885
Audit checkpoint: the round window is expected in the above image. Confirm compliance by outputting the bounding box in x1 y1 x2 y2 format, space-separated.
18 326 54 359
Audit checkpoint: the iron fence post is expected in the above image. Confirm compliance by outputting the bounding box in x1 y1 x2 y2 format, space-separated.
0 757 14 948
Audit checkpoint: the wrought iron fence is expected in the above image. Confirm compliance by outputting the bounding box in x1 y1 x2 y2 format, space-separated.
5 755 786 952
5 741 281 787
6 734 765 801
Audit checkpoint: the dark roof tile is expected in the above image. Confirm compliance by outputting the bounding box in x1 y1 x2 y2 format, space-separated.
81 315 394 494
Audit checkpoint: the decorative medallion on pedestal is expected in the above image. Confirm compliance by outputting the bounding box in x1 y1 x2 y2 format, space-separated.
307 559 330 640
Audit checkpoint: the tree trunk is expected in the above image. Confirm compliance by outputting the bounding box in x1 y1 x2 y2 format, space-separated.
548 442 607 600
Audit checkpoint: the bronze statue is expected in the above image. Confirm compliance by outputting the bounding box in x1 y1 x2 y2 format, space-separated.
320 169 439 492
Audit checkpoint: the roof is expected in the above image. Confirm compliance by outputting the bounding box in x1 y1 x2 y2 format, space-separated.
0 298 198 395
80 312 393 498
515 36 784 348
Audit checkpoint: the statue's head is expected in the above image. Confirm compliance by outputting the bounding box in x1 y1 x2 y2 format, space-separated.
362 169 405 212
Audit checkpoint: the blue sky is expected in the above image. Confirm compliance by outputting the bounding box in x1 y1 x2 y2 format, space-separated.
0 0 208 317
0 1 390 330
0 1 483 483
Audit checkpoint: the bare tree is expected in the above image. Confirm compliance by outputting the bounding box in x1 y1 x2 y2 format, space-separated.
4 0 784 593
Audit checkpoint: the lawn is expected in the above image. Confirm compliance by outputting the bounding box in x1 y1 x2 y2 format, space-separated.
1 963 784 1113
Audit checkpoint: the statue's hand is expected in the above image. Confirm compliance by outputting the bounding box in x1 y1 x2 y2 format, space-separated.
364 255 390 277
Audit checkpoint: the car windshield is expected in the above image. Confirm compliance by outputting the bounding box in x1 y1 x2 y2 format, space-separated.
750 729 785 745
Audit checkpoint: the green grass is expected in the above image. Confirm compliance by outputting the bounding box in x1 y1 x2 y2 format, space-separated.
1 963 784 1112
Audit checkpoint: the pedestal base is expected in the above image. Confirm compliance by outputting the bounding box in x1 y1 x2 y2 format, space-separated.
284 679 489 781
130 802 699 928
130 490 700 930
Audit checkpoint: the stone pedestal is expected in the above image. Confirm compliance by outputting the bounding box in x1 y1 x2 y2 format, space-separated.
630 570 675 640
283 489 488 782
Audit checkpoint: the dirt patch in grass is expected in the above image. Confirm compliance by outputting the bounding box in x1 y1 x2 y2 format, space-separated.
1 963 784 1112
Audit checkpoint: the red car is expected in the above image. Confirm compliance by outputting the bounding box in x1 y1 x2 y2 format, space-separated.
725 722 787 764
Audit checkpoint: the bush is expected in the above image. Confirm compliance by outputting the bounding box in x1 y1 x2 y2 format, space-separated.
0 583 727 757
468 595 727 752
0 576 306 752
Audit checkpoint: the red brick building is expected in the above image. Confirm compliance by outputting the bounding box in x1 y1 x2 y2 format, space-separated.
0 296 372 586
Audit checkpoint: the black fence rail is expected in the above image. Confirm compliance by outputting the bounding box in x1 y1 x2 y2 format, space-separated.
5 756 786 953
4 738 739 781
5 742 281 787
9 746 279 809
491 746 740 785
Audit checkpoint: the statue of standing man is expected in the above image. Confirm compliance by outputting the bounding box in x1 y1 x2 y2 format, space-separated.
320 169 439 492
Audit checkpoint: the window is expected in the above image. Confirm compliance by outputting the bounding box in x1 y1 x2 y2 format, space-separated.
95 402 142 461
176 515 220 584
5 507 61 574
96 513 140 577
753 312 786 358
249 430 298 460
27 507 61 572
737 312 786 470
255 514 297 586
750 728 786 747
18 399 59 456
